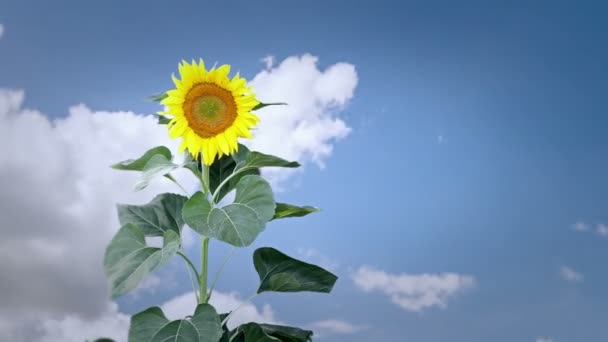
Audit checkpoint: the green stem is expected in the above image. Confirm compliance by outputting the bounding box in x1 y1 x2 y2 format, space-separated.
166 174 189 196
200 236 209 303
177 251 201 284
221 293 259 326
207 247 236 300
211 167 251 203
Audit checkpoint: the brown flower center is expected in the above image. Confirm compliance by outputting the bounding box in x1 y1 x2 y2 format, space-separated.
183 83 237 138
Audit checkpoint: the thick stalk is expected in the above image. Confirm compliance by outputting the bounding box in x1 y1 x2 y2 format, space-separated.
200 236 209 303
199 163 211 304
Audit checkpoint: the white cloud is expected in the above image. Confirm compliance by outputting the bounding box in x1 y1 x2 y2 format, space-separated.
248 54 356 185
536 338 554 342
352 266 475 312
308 319 364 335
261 55 275 69
0 53 356 340
596 223 608 237
573 221 589 232
0 24 4 39
560 266 583 283
35 290 276 342
162 291 278 329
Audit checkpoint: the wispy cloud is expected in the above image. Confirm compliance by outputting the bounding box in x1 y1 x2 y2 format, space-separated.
572 221 589 232
596 223 608 237
536 338 554 342
308 319 365 335
352 266 475 312
296 247 340 272
560 266 583 283
0 24 4 39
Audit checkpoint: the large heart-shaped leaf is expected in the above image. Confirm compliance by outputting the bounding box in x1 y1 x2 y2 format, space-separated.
117 193 187 236
104 224 179 298
151 320 199 342
272 203 319 220
111 146 172 171
253 247 337 294
183 175 275 247
191 304 223 342
129 305 222 342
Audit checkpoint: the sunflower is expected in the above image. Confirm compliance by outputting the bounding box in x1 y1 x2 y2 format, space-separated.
160 59 260 165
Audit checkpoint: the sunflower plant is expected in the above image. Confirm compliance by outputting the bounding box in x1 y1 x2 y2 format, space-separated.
103 59 337 342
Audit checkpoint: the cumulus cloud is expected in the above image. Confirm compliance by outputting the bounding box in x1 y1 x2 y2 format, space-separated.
163 291 278 329
0 53 356 340
352 266 475 312
35 290 276 342
560 266 583 283
248 54 356 185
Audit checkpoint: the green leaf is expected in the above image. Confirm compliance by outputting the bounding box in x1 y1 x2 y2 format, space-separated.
272 203 320 220
134 154 179 191
252 102 287 111
117 193 188 237
235 151 300 172
128 307 169 342
148 92 168 102
209 146 263 202
253 247 337 294
111 146 173 171
256 324 313 342
191 304 223 342
129 304 222 342
92 339 115 342
183 175 275 247
235 323 280 342
183 152 202 178
104 224 179 298
151 320 199 342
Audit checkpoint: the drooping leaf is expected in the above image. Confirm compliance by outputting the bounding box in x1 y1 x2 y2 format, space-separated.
134 154 179 191
252 102 287 111
92 339 115 342
253 247 337 294
148 92 168 102
183 175 275 247
104 224 179 298
111 146 172 171
129 304 222 342
234 323 280 342
272 203 320 220
256 324 313 342
117 193 188 236
191 304 223 342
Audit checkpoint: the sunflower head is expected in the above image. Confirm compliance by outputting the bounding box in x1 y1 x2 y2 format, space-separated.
160 59 260 165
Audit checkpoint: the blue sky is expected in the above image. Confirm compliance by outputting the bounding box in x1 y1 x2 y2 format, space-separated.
1 1 607 341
